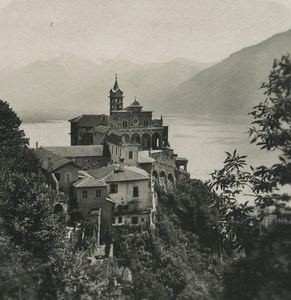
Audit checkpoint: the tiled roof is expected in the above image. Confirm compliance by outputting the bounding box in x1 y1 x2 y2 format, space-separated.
91 125 110 133
36 147 78 172
106 129 124 145
88 164 118 180
68 114 107 127
45 145 104 157
138 151 155 164
106 197 116 204
108 128 123 136
89 164 150 182
72 176 107 188
106 134 122 145
126 166 150 177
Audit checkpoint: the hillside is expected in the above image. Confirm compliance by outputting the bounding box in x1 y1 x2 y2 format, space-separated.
0 55 205 121
163 29 291 116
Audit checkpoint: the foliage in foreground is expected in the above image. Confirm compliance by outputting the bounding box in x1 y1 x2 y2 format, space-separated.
0 100 89 299
112 184 223 300
210 55 291 299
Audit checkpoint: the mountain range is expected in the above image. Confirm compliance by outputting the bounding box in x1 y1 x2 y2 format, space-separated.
0 55 209 121
0 28 291 121
163 29 291 116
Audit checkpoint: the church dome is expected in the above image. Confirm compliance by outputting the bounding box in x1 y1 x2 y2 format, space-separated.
131 97 141 106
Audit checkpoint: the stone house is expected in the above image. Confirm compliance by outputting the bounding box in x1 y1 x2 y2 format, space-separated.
72 176 114 243
36 147 79 195
90 125 110 145
69 114 108 145
88 163 155 230
106 132 140 166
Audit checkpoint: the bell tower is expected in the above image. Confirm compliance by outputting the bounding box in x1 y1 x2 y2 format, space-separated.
109 74 124 115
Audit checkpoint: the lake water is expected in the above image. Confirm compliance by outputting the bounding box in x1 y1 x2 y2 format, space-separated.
21 113 279 182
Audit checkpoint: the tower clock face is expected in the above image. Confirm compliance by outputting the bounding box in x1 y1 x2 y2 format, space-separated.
132 117 140 126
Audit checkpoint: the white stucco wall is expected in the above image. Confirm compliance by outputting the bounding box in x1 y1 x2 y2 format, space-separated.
108 179 151 210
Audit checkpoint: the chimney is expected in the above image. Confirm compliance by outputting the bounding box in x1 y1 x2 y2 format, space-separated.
119 157 124 172
36 141 39 149
48 156 53 169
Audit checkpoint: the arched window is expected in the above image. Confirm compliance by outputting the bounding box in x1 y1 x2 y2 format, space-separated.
141 133 151 150
159 171 167 188
152 132 162 150
131 133 141 144
54 203 64 214
168 173 174 182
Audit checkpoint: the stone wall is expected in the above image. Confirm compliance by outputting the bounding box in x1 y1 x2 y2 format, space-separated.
151 149 176 189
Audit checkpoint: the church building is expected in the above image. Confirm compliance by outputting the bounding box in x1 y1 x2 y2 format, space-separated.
69 75 169 151
68 76 188 193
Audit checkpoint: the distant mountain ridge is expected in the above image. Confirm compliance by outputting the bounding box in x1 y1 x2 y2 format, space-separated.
163 29 291 116
0 55 206 121
1 28 291 122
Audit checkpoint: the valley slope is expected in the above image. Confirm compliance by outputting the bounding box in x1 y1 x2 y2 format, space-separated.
163 29 291 116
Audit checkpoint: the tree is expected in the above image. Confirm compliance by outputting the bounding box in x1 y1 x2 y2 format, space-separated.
0 100 40 173
0 100 109 299
210 54 291 299
0 100 71 298
0 100 28 152
209 151 260 253
249 54 291 208
210 54 291 249
0 100 63 258
223 223 291 300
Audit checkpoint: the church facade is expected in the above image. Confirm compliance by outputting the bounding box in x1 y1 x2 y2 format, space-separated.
69 75 169 151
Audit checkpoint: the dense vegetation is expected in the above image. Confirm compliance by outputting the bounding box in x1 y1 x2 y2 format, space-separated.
112 182 223 299
0 54 290 299
210 54 291 299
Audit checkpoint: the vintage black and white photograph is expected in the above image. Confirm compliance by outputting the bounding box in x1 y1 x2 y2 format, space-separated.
0 0 291 299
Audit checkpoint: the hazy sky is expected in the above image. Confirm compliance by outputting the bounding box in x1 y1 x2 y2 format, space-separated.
0 0 291 68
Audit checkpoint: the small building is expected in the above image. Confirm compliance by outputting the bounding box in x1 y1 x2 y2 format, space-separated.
175 157 188 172
106 131 140 166
36 147 79 194
89 163 155 230
105 130 155 173
137 151 156 174
69 114 108 145
72 176 114 243
90 125 110 145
